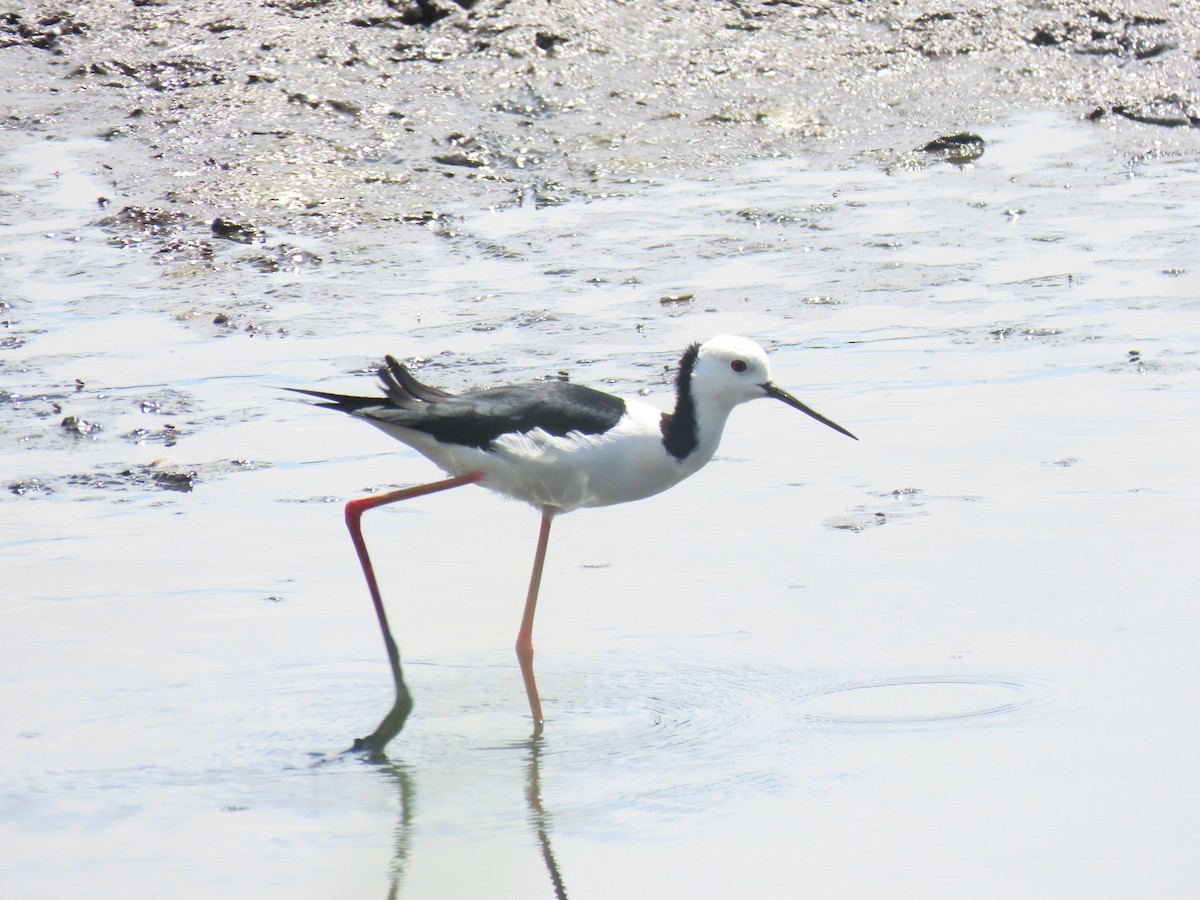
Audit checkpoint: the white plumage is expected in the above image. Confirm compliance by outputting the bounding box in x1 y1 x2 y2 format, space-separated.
289 335 857 750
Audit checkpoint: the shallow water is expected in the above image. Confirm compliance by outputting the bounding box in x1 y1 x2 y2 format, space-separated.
3 111 1199 898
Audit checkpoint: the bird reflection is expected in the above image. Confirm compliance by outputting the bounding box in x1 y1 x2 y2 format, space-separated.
373 739 569 899
524 739 569 900
379 761 415 900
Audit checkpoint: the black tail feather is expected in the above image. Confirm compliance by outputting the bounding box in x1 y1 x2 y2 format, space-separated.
377 364 422 410
384 356 454 402
279 386 384 414
284 358 456 414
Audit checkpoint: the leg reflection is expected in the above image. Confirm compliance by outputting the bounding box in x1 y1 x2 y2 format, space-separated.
363 743 569 899
525 738 569 900
380 761 414 900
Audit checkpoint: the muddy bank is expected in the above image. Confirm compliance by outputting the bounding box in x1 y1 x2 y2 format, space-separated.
2 0 1197 234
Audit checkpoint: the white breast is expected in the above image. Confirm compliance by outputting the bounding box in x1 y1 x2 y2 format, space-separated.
369 399 722 514
486 401 698 512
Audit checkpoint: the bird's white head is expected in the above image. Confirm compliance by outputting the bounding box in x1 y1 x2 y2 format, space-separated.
688 335 858 440
689 336 776 407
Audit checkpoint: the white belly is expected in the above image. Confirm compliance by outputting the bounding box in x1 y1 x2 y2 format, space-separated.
375 403 713 513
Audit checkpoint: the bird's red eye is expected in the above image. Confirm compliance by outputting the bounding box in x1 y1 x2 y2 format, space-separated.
731 359 748 373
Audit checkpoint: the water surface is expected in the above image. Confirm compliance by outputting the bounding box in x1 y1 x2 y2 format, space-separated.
3 111 1199 898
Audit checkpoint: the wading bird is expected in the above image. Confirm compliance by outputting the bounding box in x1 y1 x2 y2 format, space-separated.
290 336 856 752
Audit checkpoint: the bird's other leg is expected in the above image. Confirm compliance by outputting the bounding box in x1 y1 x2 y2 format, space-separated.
516 508 555 739
344 471 484 756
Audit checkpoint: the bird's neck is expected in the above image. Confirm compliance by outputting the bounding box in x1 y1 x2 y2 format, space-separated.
660 383 733 463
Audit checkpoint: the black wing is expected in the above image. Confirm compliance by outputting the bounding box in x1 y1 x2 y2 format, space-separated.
287 357 627 450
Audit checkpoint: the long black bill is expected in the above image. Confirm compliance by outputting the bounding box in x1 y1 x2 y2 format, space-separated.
763 382 858 441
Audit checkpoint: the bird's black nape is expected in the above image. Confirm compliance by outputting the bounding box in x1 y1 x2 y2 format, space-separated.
675 342 702 389
659 342 701 460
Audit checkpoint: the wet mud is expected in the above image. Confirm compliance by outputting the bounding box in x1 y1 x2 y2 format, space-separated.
2 1 1197 235
4 3 1197 496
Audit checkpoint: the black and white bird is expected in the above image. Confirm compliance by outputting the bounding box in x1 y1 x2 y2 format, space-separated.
290 335 857 752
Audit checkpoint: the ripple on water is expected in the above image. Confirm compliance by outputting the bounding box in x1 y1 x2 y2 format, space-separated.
387 656 1057 833
410 657 1056 752
792 672 1054 731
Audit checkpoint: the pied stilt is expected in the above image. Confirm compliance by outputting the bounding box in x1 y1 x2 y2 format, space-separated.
289 335 856 752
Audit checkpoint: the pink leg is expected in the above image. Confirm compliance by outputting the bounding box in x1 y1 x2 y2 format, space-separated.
516 509 555 738
346 471 483 755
